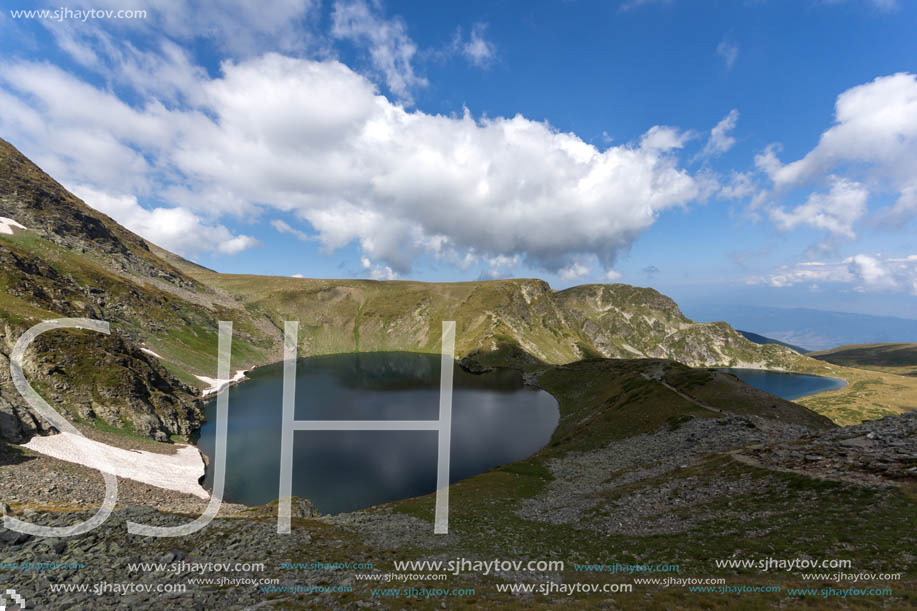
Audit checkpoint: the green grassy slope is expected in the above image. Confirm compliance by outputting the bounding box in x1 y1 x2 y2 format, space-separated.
536 359 834 454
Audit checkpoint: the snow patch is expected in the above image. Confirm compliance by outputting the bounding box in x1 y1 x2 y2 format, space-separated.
21 432 209 499
195 369 249 398
0 217 27 235
140 347 163 359
730 360 771 370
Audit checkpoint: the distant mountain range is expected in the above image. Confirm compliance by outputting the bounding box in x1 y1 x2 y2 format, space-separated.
685 305 917 352
737 330 809 354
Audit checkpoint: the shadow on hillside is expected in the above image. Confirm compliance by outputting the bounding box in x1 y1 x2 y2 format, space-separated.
0 437 36 466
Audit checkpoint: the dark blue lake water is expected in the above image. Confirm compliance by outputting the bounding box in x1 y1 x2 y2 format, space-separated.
196 353 559 514
719 368 847 401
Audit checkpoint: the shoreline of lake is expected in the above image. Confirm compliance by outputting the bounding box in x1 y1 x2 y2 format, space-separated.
718 368 848 401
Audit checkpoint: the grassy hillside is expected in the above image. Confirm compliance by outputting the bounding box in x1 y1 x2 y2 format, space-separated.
778 358 917 425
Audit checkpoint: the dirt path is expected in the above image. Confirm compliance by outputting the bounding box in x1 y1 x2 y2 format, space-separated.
641 371 725 415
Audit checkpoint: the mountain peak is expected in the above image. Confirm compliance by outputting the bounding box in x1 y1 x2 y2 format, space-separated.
0 137 196 290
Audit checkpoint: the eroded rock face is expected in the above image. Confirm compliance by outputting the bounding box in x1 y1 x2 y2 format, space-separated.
0 344 50 443
553 284 798 368
0 324 202 443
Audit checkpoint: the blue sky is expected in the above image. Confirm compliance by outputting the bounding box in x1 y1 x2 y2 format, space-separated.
1 0 916 320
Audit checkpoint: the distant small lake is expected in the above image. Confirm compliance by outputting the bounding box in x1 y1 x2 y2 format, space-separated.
719 368 847 400
196 353 559 514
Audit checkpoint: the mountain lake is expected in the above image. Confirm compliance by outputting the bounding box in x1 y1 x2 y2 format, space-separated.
196 352 559 514
719 368 847 401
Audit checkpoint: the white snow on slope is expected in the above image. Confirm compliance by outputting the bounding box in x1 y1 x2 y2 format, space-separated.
0 217 27 235
21 432 209 499
195 369 248 398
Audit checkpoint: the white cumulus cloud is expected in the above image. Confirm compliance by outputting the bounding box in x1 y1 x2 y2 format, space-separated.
69 185 261 256
752 72 917 252
769 73 917 190
1 49 705 275
769 177 869 238
361 256 397 280
605 270 623 281
559 260 591 281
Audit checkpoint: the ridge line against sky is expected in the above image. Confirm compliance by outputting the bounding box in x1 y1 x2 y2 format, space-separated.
0 0 915 318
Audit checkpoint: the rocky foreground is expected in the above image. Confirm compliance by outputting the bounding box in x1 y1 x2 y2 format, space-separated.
2 409 914 609
738 410 917 486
